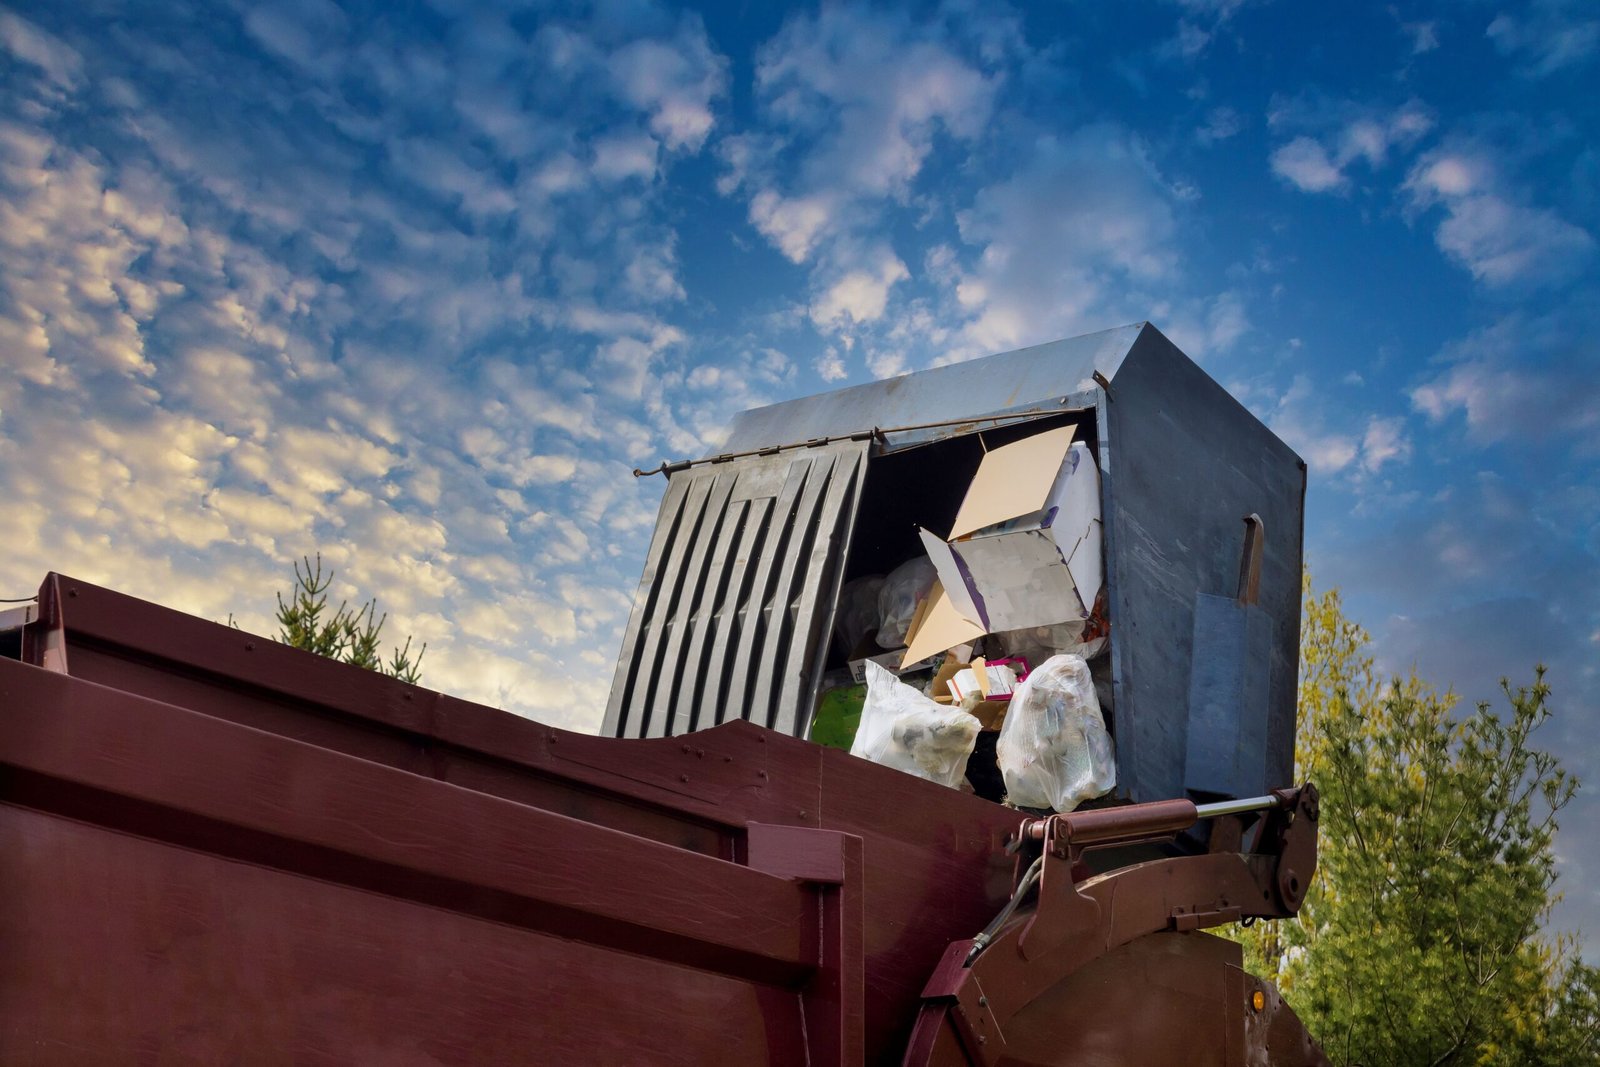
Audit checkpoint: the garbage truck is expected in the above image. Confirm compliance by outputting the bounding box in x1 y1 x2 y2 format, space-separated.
0 322 1326 1064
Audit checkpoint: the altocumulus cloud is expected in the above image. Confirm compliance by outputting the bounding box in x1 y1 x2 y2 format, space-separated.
0 2 765 727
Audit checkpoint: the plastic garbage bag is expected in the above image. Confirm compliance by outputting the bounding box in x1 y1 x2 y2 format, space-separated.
851 661 980 788
996 654 1115 811
833 575 886 653
996 621 1108 668
875 557 937 648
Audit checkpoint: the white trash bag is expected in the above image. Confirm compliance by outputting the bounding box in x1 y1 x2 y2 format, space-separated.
833 574 886 652
996 621 1108 668
875 557 937 648
851 661 980 788
996 654 1116 811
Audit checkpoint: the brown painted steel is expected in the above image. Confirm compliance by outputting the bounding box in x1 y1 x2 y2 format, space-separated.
903 787 1324 1065
2 574 1325 1064
3 573 1021 1064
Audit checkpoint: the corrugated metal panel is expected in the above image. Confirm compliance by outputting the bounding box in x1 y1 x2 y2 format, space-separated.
605 441 868 740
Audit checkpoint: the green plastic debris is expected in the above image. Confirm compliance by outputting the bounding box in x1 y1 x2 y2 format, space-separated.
810 684 867 750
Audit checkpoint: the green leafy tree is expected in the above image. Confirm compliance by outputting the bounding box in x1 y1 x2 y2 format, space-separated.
1233 580 1598 1064
274 554 425 684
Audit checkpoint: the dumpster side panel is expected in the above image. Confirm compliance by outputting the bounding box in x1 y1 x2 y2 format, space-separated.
0 805 805 1067
3 578 1029 1065
1104 326 1306 803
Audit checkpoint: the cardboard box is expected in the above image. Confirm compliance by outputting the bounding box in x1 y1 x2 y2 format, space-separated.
902 427 1102 665
928 656 1010 731
947 663 1017 703
847 631 938 683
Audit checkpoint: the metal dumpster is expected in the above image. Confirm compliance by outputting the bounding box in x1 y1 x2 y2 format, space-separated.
606 323 1306 805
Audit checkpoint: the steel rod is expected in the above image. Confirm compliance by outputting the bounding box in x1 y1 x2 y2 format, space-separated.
1194 794 1283 819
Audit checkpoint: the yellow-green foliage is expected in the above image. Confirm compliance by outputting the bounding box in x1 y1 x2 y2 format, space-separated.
1229 577 1598 1065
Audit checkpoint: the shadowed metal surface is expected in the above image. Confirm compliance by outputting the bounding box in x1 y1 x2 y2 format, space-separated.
605 441 868 740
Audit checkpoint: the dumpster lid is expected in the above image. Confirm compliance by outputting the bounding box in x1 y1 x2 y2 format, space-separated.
716 323 1144 455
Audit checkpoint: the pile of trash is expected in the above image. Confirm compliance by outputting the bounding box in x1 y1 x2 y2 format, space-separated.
819 425 1117 813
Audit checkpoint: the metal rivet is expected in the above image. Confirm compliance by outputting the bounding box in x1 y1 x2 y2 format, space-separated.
680 775 690 783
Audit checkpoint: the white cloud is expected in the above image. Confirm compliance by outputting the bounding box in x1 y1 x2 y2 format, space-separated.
1196 106 1242 145
1271 137 1346 193
748 190 836 263
724 6 1008 336
809 249 910 329
1267 376 1412 477
1404 147 1595 288
1157 0 1258 59
1269 102 1433 194
815 349 847 382
0 7 748 734
1206 291 1250 351
1402 20 1440 55
950 125 1179 353
592 133 661 182
1410 312 1600 450
1361 416 1412 473
1487 4 1599 77
0 12 84 91
609 19 728 151
754 10 997 198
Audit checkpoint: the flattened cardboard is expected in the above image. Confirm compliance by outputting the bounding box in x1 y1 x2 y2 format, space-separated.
899 581 986 667
948 426 1077 539
846 631 935 683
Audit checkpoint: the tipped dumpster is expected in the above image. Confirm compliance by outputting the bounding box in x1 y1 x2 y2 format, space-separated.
607 322 1306 807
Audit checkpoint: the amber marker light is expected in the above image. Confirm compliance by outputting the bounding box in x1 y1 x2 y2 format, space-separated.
1250 990 1266 1013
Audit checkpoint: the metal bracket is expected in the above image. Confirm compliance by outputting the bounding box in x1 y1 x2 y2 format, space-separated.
905 785 1322 1064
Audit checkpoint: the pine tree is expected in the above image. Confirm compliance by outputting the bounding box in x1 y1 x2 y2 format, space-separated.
274 554 425 684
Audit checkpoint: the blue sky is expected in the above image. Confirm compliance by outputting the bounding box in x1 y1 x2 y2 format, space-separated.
2 0 1596 945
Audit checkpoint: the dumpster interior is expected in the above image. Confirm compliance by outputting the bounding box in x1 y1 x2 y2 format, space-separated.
835 411 1092 584
810 409 1112 804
